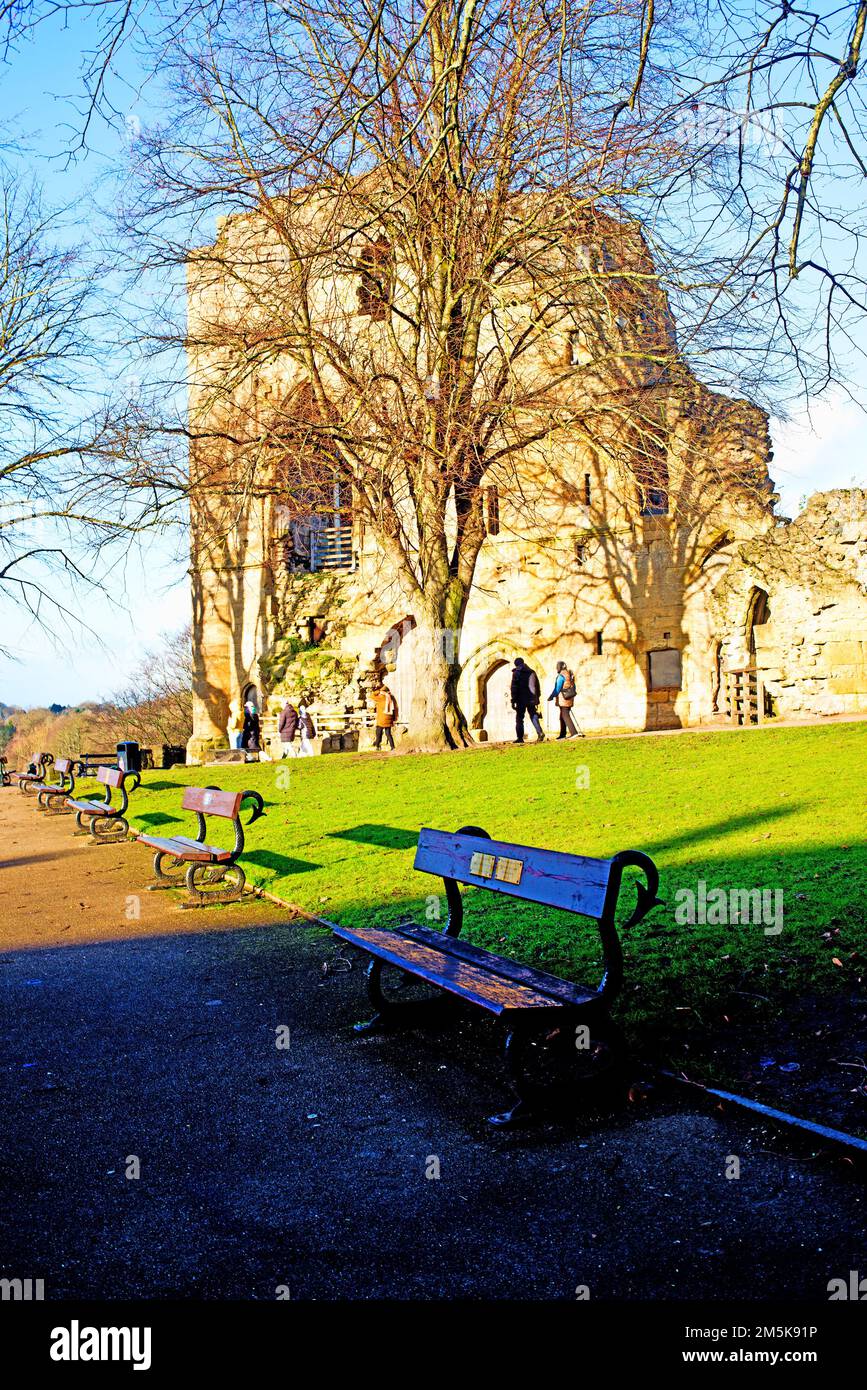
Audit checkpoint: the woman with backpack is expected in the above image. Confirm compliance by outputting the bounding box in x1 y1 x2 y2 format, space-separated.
548 661 583 739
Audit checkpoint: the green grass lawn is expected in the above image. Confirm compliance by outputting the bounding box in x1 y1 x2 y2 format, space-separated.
123 722 866 1077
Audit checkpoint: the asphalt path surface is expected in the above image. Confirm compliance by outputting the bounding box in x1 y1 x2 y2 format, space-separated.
0 786 863 1300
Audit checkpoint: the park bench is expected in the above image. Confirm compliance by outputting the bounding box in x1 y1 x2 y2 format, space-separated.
332 825 662 1125
8 752 53 794
136 785 265 907
34 757 80 814
77 748 155 774
66 765 140 843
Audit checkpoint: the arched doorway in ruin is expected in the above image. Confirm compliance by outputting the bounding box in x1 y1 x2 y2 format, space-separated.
747 586 771 659
479 659 515 743
375 616 417 724
243 682 260 711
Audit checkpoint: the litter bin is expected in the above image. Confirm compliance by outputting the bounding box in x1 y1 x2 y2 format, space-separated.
116 741 142 774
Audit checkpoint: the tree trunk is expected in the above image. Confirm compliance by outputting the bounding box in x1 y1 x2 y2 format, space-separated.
402 618 473 752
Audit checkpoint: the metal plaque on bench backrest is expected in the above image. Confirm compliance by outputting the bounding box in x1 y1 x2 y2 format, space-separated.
470 851 496 878
494 856 523 885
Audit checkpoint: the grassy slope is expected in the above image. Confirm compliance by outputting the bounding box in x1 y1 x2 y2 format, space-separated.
123 723 866 1067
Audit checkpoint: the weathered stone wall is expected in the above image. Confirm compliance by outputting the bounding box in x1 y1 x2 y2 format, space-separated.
713 490 867 719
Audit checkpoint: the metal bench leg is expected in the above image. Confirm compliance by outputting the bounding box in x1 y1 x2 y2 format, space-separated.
181 862 246 909
489 1013 626 1127
147 850 189 890
354 957 451 1035
88 815 129 844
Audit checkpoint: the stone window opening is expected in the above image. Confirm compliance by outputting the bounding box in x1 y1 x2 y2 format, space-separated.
574 539 586 566
357 239 392 321
275 475 354 573
594 630 603 656
584 473 592 506
568 330 589 367
484 486 500 536
639 485 669 516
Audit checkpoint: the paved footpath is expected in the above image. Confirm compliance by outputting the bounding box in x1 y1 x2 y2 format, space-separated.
0 786 864 1301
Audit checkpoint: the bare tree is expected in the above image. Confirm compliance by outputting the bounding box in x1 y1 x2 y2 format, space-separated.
131 0 741 748
0 168 172 650
108 624 193 745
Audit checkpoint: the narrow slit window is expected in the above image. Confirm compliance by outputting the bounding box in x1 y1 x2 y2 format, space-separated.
484 486 500 536
584 473 592 506
568 331 587 366
357 239 392 321
595 631 603 656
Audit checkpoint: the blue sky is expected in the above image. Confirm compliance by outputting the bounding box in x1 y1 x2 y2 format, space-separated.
0 8 864 709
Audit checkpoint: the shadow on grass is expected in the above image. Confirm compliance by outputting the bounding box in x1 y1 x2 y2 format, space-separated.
641 803 806 858
245 850 321 876
138 780 187 793
328 824 419 850
135 812 183 829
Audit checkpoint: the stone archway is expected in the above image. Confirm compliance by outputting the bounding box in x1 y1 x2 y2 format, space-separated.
373 615 417 725
479 659 515 743
747 586 771 659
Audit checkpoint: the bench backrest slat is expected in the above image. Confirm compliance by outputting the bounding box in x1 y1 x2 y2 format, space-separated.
415 827 612 919
54 758 72 774
182 786 242 819
98 766 125 789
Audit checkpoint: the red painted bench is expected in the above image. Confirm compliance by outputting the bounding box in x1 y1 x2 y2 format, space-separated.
67 765 140 843
9 752 53 794
136 785 265 906
34 757 79 814
332 825 662 1125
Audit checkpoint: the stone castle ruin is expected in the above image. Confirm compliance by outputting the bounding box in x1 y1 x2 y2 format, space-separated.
185 197 867 761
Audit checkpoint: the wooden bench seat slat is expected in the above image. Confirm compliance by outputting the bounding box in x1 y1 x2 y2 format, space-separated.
67 798 122 817
395 921 596 1006
136 833 234 863
333 924 562 1015
414 827 612 919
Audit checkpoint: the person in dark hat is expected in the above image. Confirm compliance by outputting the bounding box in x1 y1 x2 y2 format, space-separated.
510 657 545 744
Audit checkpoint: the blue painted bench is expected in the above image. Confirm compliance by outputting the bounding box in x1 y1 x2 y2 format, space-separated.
332 825 662 1125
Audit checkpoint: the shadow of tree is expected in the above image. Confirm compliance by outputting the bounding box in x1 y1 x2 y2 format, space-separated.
328 824 419 850
135 812 184 829
245 850 321 876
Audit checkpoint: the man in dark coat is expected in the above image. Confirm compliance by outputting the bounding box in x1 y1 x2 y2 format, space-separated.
510 657 545 744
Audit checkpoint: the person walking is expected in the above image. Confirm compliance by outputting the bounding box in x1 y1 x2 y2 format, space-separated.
297 701 316 757
371 680 398 750
228 701 244 750
510 657 545 743
241 700 261 761
278 700 299 757
548 660 583 738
